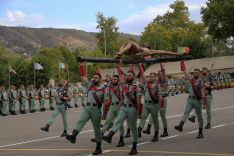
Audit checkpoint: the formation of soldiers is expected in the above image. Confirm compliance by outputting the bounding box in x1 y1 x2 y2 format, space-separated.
38 61 232 155
0 82 86 116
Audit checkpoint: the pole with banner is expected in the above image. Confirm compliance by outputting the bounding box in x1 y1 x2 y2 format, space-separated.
34 62 44 87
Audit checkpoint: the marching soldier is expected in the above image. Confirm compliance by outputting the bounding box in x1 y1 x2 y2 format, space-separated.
28 84 36 113
91 74 125 147
188 67 215 129
38 84 46 112
138 64 163 142
174 61 206 138
66 63 106 155
103 68 142 155
48 83 56 110
18 85 27 114
41 80 70 137
8 85 17 115
1 86 9 116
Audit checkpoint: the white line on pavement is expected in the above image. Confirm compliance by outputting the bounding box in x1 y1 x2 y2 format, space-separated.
0 105 233 149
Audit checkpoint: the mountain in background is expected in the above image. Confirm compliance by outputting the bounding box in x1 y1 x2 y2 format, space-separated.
0 26 140 55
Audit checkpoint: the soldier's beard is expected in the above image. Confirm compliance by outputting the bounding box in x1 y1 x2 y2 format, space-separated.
194 76 199 79
202 72 207 76
92 81 99 85
112 82 118 85
126 79 133 84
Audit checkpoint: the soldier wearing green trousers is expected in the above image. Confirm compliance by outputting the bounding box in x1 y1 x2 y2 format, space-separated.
8 85 17 115
138 63 164 142
18 85 27 114
41 80 70 137
28 85 36 113
188 67 215 129
91 75 125 147
39 84 46 112
175 61 206 139
143 66 169 138
0 86 9 116
48 84 56 110
103 70 142 155
66 63 106 155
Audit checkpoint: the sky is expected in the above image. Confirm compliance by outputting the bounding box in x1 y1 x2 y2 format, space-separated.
0 0 207 35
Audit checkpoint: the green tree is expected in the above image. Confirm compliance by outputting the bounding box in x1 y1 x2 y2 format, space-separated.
96 12 119 55
140 0 210 59
201 0 234 41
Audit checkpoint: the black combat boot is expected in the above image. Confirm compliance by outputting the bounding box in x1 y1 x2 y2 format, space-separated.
188 115 196 123
197 128 204 139
174 121 184 132
60 130 67 137
160 128 169 137
129 142 137 155
67 104 73 108
102 131 115 143
116 136 125 147
41 124 50 132
205 123 211 129
66 130 79 143
92 142 102 155
138 127 142 138
50 107 54 111
151 131 158 142
125 128 131 138
12 111 17 115
75 104 78 108
143 124 151 135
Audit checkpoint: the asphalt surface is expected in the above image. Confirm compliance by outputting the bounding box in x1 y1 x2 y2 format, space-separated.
0 88 234 156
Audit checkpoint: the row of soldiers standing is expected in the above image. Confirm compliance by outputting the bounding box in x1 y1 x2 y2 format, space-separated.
0 83 85 116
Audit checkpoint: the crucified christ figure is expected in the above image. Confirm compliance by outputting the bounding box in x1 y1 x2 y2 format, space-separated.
115 41 180 59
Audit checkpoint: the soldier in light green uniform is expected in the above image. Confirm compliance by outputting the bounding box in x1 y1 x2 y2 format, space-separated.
188 67 215 129
1 86 9 116
103 71 142 155
28 84 36 113
67 83 73 108
41 80 70 137
91 75 125 147
175 66 206 139
18 85 27 114
138 71 162 142
39 84 46 112
66 70 106 155
8 85 17 115
48 83 55 110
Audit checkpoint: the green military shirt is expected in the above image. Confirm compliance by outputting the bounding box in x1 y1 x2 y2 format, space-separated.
39 89 45 98
10 90 17 99
142 81 161 102
19 89 26 98
1 91 8 101
49 87 55 97
83 81 106 105
121 82 141 105
108 84 121 103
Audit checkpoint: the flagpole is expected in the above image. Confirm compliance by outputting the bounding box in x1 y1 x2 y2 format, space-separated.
8 67 10 89
59 62 60 80
34 67 36 87
67 64 69 81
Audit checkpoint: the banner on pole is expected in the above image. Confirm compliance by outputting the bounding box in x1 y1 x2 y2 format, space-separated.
34 62 44 70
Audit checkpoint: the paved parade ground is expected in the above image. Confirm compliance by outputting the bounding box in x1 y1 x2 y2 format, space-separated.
0 88 234 156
